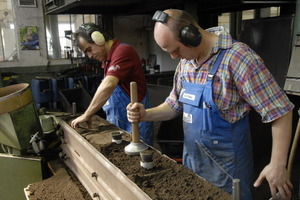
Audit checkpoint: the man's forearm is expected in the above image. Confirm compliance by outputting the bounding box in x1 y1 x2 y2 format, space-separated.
270 110 293 167
144 102 179 121
84 76 118 117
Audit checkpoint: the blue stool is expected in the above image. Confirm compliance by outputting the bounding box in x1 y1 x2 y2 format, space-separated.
30 79 52 109
68 76 88 90
51 77 68 109
67 77 74 89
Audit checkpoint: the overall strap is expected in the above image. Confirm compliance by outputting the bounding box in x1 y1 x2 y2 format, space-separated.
207 39 237 82
206 49 227 83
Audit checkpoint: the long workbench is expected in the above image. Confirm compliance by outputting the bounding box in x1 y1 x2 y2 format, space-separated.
25 115 231 200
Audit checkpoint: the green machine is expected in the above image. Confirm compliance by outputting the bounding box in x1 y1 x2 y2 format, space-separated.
0 83 43 200
0 83 43 154
0 154 43 200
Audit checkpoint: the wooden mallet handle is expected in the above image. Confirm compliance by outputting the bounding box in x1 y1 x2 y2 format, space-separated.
130 82 140 143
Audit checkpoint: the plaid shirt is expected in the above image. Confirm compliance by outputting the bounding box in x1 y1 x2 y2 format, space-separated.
166 26 294 123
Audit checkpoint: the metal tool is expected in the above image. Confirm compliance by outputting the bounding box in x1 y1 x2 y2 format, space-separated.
72 102 77 116
140 150 154 169
111 131 123 144
232 179 240 200
124 82 148 155
269 192 283 200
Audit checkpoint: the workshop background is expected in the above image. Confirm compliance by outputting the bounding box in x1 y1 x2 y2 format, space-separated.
0 0 300 199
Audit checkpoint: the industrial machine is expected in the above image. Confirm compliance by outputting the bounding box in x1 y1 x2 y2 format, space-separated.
0 83 45 200
0 83 42 155
284 33 300 96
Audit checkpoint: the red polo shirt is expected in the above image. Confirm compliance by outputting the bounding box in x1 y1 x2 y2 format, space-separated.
102 40 147 102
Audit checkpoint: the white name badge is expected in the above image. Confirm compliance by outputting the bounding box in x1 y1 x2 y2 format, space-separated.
182 93 196 101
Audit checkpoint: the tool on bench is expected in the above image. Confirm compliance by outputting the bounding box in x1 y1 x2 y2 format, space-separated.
232 179 240 200
124 82 148 155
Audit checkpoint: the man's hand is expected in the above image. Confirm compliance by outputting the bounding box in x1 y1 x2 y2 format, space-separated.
70 114 93 129
127 102 145 123
254 164 293 200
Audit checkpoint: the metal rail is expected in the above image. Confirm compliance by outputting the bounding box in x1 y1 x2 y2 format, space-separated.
59 120 152 200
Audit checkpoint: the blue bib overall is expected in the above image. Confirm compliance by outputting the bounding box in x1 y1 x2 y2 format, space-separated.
178 49 253 199
103 85 154 145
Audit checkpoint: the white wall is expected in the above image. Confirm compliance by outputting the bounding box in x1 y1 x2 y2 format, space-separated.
148 27 179 72
0 0 71 68
114 15 149 60
0 2 177 72
2 29 15 59
114 14 179 72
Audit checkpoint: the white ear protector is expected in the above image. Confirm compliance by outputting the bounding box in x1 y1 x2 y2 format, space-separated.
80 23 107 46
91 31 105 46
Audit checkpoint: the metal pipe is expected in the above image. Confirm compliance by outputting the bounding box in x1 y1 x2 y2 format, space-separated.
72 102 76 116
287 109 300 179
232 179 240 200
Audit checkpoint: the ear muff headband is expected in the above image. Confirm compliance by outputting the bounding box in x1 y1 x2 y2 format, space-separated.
80 24 106 46
152 10 202 47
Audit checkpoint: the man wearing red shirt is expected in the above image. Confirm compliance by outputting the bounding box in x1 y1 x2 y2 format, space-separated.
71 23 153 145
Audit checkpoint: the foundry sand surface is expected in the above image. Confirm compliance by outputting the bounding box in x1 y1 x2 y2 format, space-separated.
27 116 231 200
26 167 93 200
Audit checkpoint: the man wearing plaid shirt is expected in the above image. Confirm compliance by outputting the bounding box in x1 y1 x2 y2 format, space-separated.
127 9 294 200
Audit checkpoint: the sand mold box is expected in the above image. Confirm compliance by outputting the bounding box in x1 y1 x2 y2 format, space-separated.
79 116 231 200
27 116 231 200
97 141 231 200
